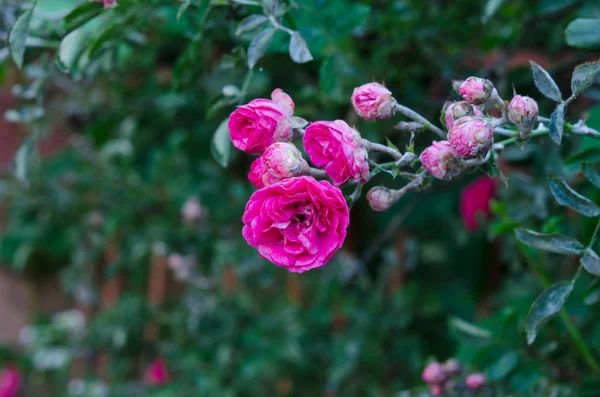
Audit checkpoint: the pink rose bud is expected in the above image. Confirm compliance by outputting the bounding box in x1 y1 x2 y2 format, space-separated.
262 142 306 179
460 177 496 231
465 373 485 390
422 362 446 385
144 358 170 386
459 77 494 105
429 384 444 397
0 367 22 397
351 82 396 120
248 157 282 189
508 95 538 138
242 176 349 272
181 196 204 223
367 186 396 212
419 140 461 180
93 0 117 7
444 101 474 130
229 89 294 154
303 120 369 185
442 358 461 376
167 254 184 271
447 117 493 159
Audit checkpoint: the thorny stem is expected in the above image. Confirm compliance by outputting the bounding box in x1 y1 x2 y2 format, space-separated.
393 103 446 139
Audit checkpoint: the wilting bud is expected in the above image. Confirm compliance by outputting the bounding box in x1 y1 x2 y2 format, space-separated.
351 82 396 120
419 140 461 180
367 186 396 212
262 142 306 179
181 196 204 224
459 77 494 105
443 358 461 376
508 95 539 139
447 117 493 159
422 362 446 385
465 373 486 390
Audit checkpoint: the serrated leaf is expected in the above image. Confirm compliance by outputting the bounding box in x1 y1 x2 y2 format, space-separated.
530 61 563 102
211 118 231 168
236 14 268 36
549 178 600 216
549 103 565 145
15 138 34 184
288 32 313 64
583 163 600 188
64 2 103 33
526 281 574 344
571 60 600 97
515 228 584 254
565 18 600 49
8 2 37 69
247 28 276 69
581 249 600 276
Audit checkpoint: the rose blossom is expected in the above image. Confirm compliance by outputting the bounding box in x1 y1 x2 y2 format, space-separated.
460 177 496 231
367 186 395 212
447 117 493 158
465 373 486 390
93 0 117 8
351 82 396 120
229 89 294 154
303 120 369 185
459 77 494 105
242 176 349 272
144 358 170 386
422 362 446 384
0 367 21 397
419 140 461 180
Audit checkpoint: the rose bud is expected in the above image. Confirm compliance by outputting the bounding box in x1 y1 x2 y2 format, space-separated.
262 142 306 179
444 101 474 129
419 140 461 180
248 157 282 189
508 95 539 138
465 373 486 390
422 362 446 385
303 120 369 185
429 384 444 397
459 77 494 105
181 196 204 224
229 88 294 154
144 358 170 386
442 358 461 376
367 186 396 212
351 82 396 120
447 117 493 159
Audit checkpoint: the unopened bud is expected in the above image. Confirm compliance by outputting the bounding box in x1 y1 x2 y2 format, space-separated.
443 358 461 376
422 362 446 385
459 77 494 105
444 101 474 129
262 142 305 179
181 196 204 223
351 82 396 120
430 384 444 397
465 373 485 390
447 117 493 159
419 140 461 180
508 95 539 139
367 186 396 212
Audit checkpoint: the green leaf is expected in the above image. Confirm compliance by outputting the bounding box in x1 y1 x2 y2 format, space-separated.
526 281 574 344
211 118 232 168
549 103 565 145
288 32 313 64
449 317 492 341
247 28 276 69
56 15 107 73
530 61 562 103
565 18 600 49
482 0 506 24
566 148 600 166
8 2 38 69
235 14 269 36
64 1 103 33
583 163 600 188
14 138 34 184
515 228 584 255
549 178 600 217
581 249 600 276
488 351 519 381
386 138 399 152
571 60 600 97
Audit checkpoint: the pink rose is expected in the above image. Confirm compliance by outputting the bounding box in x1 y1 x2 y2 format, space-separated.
0 367 21 397
303 120 369 185
248 156 283 188
447 117 493 159
229 89 294 154
465 373 485 390
460 177 496 231
93 0 117 8
459 77 494 105
366 186 395 212
351 82 396 120
419 140 461 180
144 358 170 386
422 362 445 384
242 176 349 272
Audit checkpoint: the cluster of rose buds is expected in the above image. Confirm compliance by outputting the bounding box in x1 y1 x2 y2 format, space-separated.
422 359 485 396
229 77 538 271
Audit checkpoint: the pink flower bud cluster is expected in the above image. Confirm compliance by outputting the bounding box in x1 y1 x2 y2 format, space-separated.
422 359 485 396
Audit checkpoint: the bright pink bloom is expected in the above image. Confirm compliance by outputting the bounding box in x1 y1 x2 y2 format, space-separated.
460 177 496 231
229 89 294 154
303 120 369 185
366 186 395 212
248 157 282 188
419 140 461 180
422 362 445 385
508 95 538 127
351 82 395 120
465 373 486 390
262 142 306 179
459 77 494 105
93 0 117 8
447 117 493 159
242 176 349 272
0 367 22 397
144 358 170 386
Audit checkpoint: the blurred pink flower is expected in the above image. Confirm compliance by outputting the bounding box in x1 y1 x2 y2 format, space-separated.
144 358 170 386
460 177 496 231
93 0 117 8
0 367 21 397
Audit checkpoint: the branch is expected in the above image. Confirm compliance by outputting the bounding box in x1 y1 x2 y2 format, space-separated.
394 104 446 139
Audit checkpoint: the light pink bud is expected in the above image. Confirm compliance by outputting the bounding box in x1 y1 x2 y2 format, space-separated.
444 101 474 130
167 254 184 271
508 95 538 137
351 82 396 120
465 373 485 390
419 140 461 180
429 384 444 397
367 186 396 212
459 77 494 105
442 358 461 376
262 142 305 179
181 196 204 223
447 117 493 158
422 362 446 385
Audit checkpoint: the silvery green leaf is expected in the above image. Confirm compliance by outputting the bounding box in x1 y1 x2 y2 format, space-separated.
235 14 269 36
8 2 38 69
247 28 276 69
548 177 600 217
15 138 34 184
549 103 565 145
482 0 506 24
515 228 584 255
583 163 600 188
581 249 600 276
290 116 308 129
565 18 600 49
530 61 563 102
211 118 232 168
526 281 574 344
571 60 600 97
288 32 313 64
